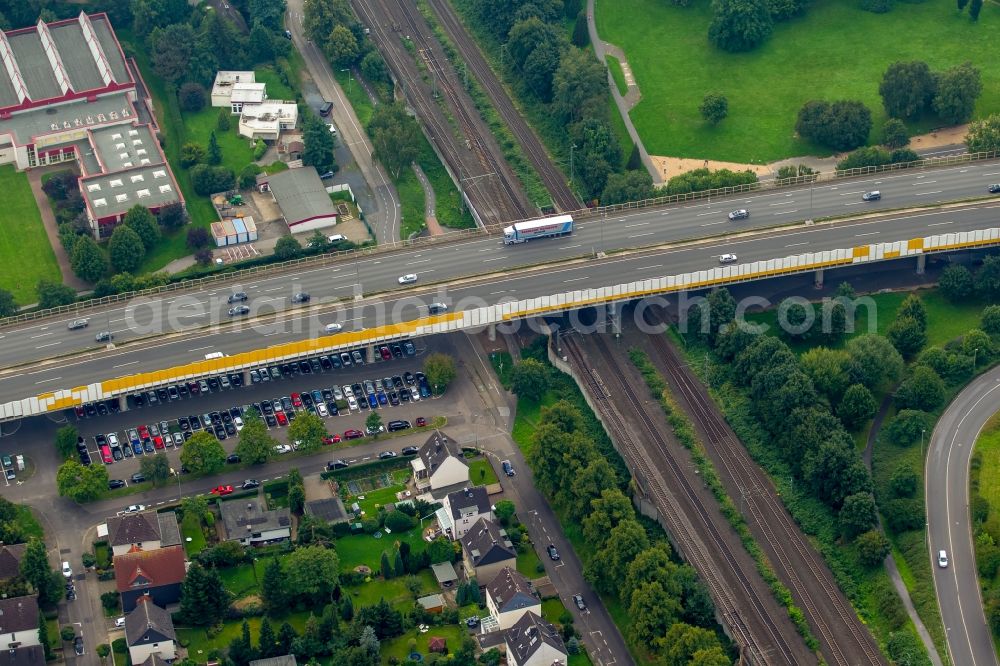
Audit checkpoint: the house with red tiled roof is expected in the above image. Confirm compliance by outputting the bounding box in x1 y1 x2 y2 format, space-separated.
114 545 186 612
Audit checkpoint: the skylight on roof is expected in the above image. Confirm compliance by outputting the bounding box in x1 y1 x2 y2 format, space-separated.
86 183 101 192
158 184 172 194
153 170 166 179
109 179 123 187
115 194 128 203
137 189 150 198
94 198 106 207
130 174 144 183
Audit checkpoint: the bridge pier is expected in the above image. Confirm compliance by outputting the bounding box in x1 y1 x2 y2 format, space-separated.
116 396 127 412
366 344 375 363
487 323 496 342
916 254 926 275
814 268 824 289
606 302 621 335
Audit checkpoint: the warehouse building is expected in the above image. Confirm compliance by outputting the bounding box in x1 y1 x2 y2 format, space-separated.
257 168 338 233
0 12 183 237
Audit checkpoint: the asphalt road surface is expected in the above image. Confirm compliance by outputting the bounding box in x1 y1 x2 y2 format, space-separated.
927 364 1000 666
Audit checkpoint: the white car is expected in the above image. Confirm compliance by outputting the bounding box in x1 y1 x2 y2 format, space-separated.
398 273 418 284
343 385 354 398
107 433 119 447
410 386 420 401
347 395 358 410
317 403 328 417
327 123 337 135
123 504 146 514
332 386 344 400
172 432 183 446
234 416 244 432
114 617 126 628
324 323 343 334
273 444 292 455
61 561 73 579
728 209 750 220
719 253 738 264
938 550 949 568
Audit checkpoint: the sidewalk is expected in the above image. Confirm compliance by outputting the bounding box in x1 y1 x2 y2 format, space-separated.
26 168 88 291
412 163 444 237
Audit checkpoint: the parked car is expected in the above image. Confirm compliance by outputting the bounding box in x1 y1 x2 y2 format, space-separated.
241 479 260 490
378 450 397 460
211 485 234 496
388 420 411 432
61 562 73 578
415 417 427 427
573 594 587 611
546 544 560 561
274 444 293 455
323 434 342 445
401 446 419 456
502 460 515 477
327 460 349 470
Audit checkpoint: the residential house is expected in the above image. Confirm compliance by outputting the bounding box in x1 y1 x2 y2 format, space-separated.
485 567 540 632
250 657 297 666
412 431 469 492
460 518 516 585
504 612 568 666
136 655 169 666
0 645 44 665
210 71 265 111
124 596 176 664
105 511 180 556
438 486 492 540
0 543 26 583
219 498 291 546
114 545 186 612
0 595 39 649
238 101 298 141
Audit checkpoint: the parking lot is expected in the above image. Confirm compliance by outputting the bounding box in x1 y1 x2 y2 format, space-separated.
69 340 434 482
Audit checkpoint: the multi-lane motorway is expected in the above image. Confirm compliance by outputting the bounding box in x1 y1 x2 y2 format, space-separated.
928 366 1000 666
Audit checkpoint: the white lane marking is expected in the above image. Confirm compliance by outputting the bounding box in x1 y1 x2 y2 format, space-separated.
624 221 649 228
916 191 943 196
785 242 809 247
564 277 589 283
559 244 581 249
35 342 61 349
189 345 214 352
928 221 954 227
769 200 797 206
30 332 53 339
914 180 937 184
483 257 505 262
843 202 864 206
113 361 138 368
35 376 62 384
637 264 662 270
629 232 656 238
696 211 722 217
700 221 725 226
856 232 880 237
984 172 1000 176
408 259 432 265
773 209 799 215
264 287 283 292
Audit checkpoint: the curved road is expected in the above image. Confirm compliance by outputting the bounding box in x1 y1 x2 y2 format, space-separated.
928 364 1000 666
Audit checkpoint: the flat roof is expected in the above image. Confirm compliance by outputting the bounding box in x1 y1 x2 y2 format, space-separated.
0 91 135 147
265 167 337 225
231 82 266 104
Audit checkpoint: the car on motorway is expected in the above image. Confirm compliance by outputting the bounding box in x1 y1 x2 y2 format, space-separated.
242 479 260 489
546 544 560 561
378 450 396 460
428 303 448 314
67 318 89 330
398 273 418 284
990 184 1000 194
728 209 749 221
938 549 949 568
573 594 587 611
502 460 515 477
211 485 234 496
324 322 342 334
291 292 310 303
229 305 250 316
344 429 364 440
862 190 881 201
719 253 738 264
95 330 113 342
228 292 248 303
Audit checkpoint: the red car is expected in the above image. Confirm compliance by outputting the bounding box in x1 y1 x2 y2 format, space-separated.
379 346 392 360
276 411 288 426
153 435 164 449
343 429 364 440
211 485 234 496
415 417 427 427
74 405 85 418
138 425 150 439
291 393 303 408
323 434 341 445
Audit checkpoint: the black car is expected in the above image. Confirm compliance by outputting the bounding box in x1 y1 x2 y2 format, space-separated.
401 445 419 455
156 388 169 402
84 403 97 417
502 460 515 477
108 479 125 490
392 344 403 358
230 373 244 387
321 388 334 401
96 402 109 416
261 400 273 414
179 417 190 431
167 386 179 400
389 392 400 406
229 305 250 316
130 473 146 483
265 414 277 427
378 451 397 460
269 366 282 380
73 636 84 656
225 422 237 436
215 425 227 440
228 292 248 303
392 376 404 389
403 340 416 356
177 384 189 398
207 377 220 391
190 415 202 430
229 407 241 420
331 354 342 369
990 184 1000 193
388 420 412 432
399 390 411 403
309 358 323 373
327 459 349 470
302 392 314 407
403 372 415 386
326 401 339 416
546 544 560 561
226 454 241 464
319 355 333 370
133 393 146 407
241 479 260 489
299 360 312 374
291 292 311 303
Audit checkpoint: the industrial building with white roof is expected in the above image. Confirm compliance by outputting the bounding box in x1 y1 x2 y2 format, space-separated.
0 12 183 237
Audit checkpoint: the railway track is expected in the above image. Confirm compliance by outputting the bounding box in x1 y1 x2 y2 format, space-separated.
561 333 810 665
640 309 885 666
353 0 532 227
423 0 580 213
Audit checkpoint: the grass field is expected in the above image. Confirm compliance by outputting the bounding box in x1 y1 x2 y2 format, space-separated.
976 413 1000 510
606 55 628 96
595 0 1000 162
516 542 544 578
177 610 313 656
380 623 467 662
334 527 431 572
0 166 61 303
468 458 498 485
180 512 207 556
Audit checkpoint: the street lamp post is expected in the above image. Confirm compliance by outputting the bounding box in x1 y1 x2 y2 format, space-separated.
569 144 577 191
920 428 926 462
974 347 980 370
339 68 353 94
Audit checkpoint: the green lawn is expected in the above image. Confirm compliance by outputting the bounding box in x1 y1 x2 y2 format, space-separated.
350 570 438 612
398 165 427 239
94 542 110 569
541 597 568 624
596 0 1000 162
468 458 498 485
180 512 207 556
606 55 628 96
177 610 313 657
334 527 431 572
976 413 1000 509
12 505 43 540
380 623 468 663
0 165 61 303
516 543 544 579
218 560 264 599
182 106 256 176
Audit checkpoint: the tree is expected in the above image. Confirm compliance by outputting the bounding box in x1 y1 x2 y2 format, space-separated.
846 334 904 390
426 537 454 564
707 0 774 52
699 92 729 125
150 24 197 83
187 226 211 249
70 236 107 283
228 620 257 666
326 24 359 66
510 359 550 402
56 459 109 502
967 114 1000 153
277 621 297 654
288 412 327 451
883 118 909 149
180 142 206 168
662 622 722 666
839 492 878 538
551 48 608 124
274 235 301 261
38 611 53 659
123 205 161 250
889 466 919 498
494 500 516 526
895 366 945 412
108 225 145 274
178 82 206 112
366 411 383 438
249 20 274 63
878 61 934 120
571 10 589 47
235 415 275 464
940 264 975 302
800 347 850 402
885 409 932 447
932 62 982 125
838 384 877 431
288 480 305 515
982 305 1000 336
368 103 420 179
35 280 75 308
179 562 230 625
856 530 891 566
207 131 222 166
423 353 457 394
180 432 226 475
302 115 337 173
239 163 263 190
157 202 187 230
969 0 983 19
0 288 17 317
139 453 171 487
587 519 649 593
257 617 279 659
796 99 872 151
55 425 80 460
963 328 992 361
284 545 339 603
21 539 62 607
354 599 404 640
189 165 236 195
261 558 289 613
886 316 926 360
601 170 655 205
978 255 1000 301
380 550 392 579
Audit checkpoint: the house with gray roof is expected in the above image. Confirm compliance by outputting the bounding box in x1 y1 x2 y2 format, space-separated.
0 595 39 649
219 498 291 546
412 431 468 492
485 567 540 632
105 510 180 556
504 611 567 666
0 13 183 238
460 518 516 585
256 167 338 234
124 596 176 664
439 486 492 540
0 646 43 666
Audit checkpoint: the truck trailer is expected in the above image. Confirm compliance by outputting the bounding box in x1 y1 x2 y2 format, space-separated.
503 215 574 245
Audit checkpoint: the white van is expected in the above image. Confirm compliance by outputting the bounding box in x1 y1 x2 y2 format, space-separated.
204 351 226 360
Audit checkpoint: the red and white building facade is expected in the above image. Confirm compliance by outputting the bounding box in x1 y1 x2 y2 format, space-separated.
0 12 183 237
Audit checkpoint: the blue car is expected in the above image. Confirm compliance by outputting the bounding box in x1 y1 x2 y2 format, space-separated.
377 391 388 406
131 440 143 456
367 393 378 409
